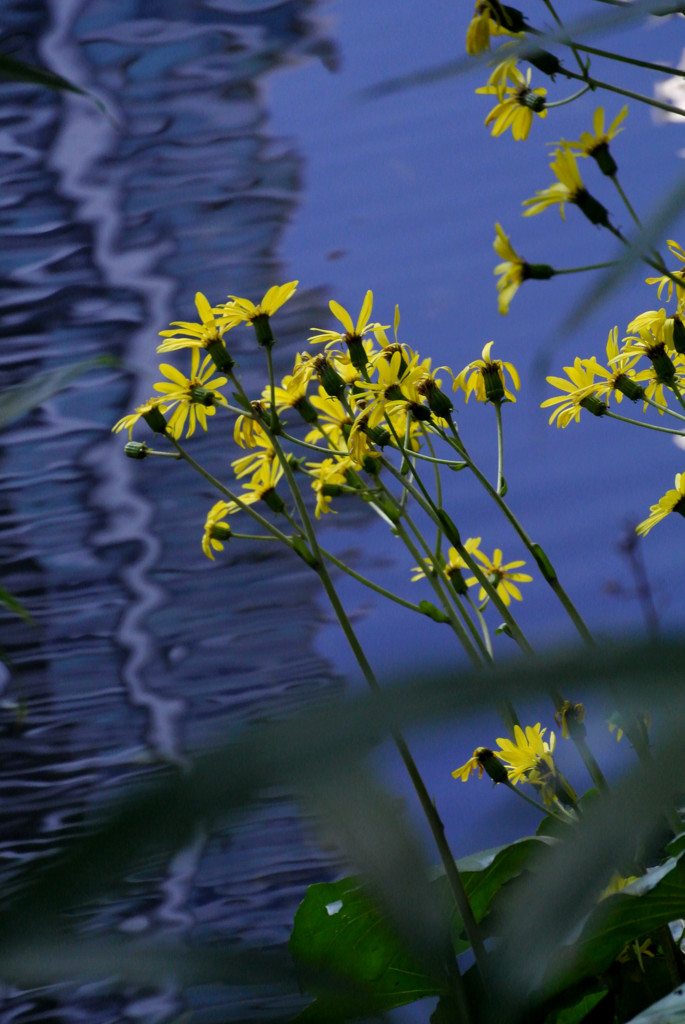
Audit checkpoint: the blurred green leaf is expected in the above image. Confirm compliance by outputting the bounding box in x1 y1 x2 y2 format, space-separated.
0 54 107 114
0 584 34 625
0 356 118 429
544 982 609 1024
289 878 443 1022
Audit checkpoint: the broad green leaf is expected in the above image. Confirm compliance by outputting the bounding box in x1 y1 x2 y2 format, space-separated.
289 837 552 1020
544 983 609 1024
0 356 117 429
547 851 685 994
289 877 443 1022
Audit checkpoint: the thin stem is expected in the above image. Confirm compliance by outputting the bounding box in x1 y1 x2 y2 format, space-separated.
314 563 488 993
553 260 618 275
611 175 643 233
169 438 293 547
504 780 570 821
545 84 592 108
380 456 536 657
541 0 589 77
441 421 595 647
670 380 685 415
265 345 280 433
494 402 505 496
642 394 685 421
319 545 429 616
562 66 685 119
422 428 444 560
605 409 685 435
566 39 685 81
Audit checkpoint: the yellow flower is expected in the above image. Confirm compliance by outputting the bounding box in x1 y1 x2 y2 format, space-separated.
112 397 168 439
452 746 504 782
305 456 354 518
158 292 225 353
579 327 649 406
645 241 685 302
215 281 298 329
202 501 231 560
411 539 484 582
466 1 523 55
465 547 532 605
309 291 388 372
636 472 685 536
495 724 555 786
493 223 555 315
523 148 609 226
562 106 627 175
153 348 228 438
454 341 520 404
541 357 607 427
225 460 285 516
476 60 546 141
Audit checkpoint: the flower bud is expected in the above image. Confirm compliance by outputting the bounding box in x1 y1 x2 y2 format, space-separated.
477 747 509 785
613 374 645 402
590 143 617 178
417 376 453 418
210 523 232 543
142 405 168 434
579 395 608 417
124 441 148 460
314 355 346 397
206 338 235 373
574 189 610 227
665 313 685 355
189 386 216 406
252 313 275 348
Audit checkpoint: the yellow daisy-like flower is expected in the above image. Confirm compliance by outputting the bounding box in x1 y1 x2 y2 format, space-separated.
476 60 546 141
465 547 532 606
541 357 607 427
411 538 484 583
579 327 649 406
202 501 232 560
158 292 225 354
563 106 627 175
225 460 285 516
215 281 298 330
305 456 354 518
636 472 685 536
153 348 228 438
454 341 520 404
494 723 555 786
452 746 503 782
309 291 388 373
523 148 609 226
493 223 555 315
466 0 523 55
112 397 168 439
645 241 685 302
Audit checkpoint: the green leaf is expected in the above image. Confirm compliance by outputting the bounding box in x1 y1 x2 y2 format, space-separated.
544 983 609 1024
0 54 87 95
288 837 552 1020
0 584 34 625
546 850 685 995
0 356 117 429
289 877 443 1022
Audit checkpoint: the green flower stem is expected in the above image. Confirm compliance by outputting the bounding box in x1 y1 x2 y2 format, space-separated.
318 544 430 616
641 394 685 422
504 780 569 822
388 446 466 469
606 228 685 294
565 39 685 81
380 456 536 658
545 84 592 108
370 478 488 667
467 594 494 663
263 428 485 982
264 345 281 433
422 429 445 560
562 66 685 119
313 561 487 1001
494 402 505 497
540 0 589 77
442 421 595 647
169 438 293 547
279 430 350 456
553 260 618 275
605 409 685 436
610 174 643 233
670 381 685 416
547 686 610 794
231 532 280 541
142 448 182 458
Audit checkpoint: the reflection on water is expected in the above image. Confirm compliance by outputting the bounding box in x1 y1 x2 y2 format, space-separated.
0 1 341 1019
